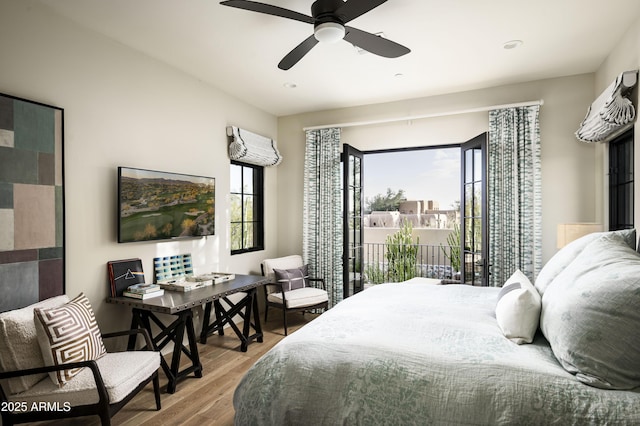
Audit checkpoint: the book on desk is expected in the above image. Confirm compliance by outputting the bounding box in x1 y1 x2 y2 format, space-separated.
123 283 163 299
123 288 165 299
126 283 161 293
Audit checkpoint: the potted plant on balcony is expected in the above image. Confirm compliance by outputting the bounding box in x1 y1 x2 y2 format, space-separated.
385 220 419 282
440 223 461 279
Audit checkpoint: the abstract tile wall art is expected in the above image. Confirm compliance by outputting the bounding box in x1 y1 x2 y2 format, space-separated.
0 93 64 312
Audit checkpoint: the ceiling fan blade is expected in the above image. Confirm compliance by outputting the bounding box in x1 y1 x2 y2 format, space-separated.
220 0 314 24
344 26 410 58
334 0 387 23
278 35 319 70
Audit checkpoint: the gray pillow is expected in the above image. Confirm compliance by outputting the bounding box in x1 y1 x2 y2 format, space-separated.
273 264 309 292
535 228 636 296
540 233 640 389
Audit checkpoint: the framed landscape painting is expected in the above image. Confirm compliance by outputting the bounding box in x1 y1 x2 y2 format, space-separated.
0 93 64 312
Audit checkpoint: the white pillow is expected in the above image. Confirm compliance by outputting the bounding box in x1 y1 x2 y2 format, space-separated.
534 229 636 296
540 233 640 389
0 295 69 394
495 269 541 344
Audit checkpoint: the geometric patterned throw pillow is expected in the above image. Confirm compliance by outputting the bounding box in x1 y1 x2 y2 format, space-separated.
273 264 309 292
34 293 107 386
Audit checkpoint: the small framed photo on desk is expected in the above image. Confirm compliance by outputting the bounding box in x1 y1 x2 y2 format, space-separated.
107 258 145 297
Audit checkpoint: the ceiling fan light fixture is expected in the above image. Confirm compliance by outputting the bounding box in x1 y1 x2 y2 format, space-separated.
314 22 345 43
220 0 410 69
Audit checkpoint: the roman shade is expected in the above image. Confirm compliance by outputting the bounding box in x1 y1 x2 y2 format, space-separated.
227 126 282 166
575 70 638 143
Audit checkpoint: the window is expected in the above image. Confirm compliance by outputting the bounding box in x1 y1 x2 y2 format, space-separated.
609 129 634 231
230 161 264 254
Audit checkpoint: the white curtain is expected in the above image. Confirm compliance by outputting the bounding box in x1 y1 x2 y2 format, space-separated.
303 128 343 307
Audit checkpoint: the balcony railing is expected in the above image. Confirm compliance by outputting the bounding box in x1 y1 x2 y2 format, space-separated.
362 242 459 284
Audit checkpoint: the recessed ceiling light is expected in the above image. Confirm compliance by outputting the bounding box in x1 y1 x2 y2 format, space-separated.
394 73 404 78
283 82 297 89
503 40 523 50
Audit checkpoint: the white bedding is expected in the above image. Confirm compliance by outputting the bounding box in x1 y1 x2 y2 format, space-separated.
234 282 640 425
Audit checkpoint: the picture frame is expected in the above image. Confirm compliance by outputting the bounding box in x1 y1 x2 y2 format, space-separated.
0 93 64 312
107 258 145 297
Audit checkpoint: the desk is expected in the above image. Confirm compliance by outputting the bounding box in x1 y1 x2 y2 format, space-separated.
107 274 267 393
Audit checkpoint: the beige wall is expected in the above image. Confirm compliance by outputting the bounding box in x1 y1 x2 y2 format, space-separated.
278 74 599 266
0 0 279 332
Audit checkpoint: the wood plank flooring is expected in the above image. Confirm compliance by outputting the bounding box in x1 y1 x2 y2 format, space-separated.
22 313 318 426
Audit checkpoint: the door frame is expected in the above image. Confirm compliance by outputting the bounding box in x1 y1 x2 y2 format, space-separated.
460 133 488 286
342 144 364 297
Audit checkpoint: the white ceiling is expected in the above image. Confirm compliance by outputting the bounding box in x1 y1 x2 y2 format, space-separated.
38 0 640 116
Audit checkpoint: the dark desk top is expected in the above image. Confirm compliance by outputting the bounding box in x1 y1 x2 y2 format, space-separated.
106 273 268 315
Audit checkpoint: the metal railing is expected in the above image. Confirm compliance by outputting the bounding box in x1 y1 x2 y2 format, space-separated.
362 242 459 284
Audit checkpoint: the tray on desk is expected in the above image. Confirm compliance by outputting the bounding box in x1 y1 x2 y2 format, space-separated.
157 280 210 292
190 273 235 284
156 273 235 292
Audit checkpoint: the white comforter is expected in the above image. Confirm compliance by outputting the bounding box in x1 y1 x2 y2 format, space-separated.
234 282 640 425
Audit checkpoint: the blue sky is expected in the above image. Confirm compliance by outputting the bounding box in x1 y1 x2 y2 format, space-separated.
363 147 460 210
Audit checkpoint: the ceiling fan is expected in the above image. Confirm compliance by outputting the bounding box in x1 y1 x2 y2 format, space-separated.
220 0 411 70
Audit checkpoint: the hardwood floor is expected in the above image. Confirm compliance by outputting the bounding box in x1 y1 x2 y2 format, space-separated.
23 313 319 426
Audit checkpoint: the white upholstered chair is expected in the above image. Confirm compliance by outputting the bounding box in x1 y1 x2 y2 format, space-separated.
0 295 161 426
261 255 329 335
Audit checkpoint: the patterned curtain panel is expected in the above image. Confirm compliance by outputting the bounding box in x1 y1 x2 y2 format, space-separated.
303 128 343 307
488 106 541 287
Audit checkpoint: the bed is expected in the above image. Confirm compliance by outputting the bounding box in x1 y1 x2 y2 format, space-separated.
234 231 640 425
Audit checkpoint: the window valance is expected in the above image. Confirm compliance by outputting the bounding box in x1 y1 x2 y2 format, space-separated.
227 126 282 166
575 70 638 143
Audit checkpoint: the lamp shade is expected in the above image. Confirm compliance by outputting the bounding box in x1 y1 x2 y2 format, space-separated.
557 223 603 248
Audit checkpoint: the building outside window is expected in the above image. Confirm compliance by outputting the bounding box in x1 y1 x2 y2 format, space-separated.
230 161 264 254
